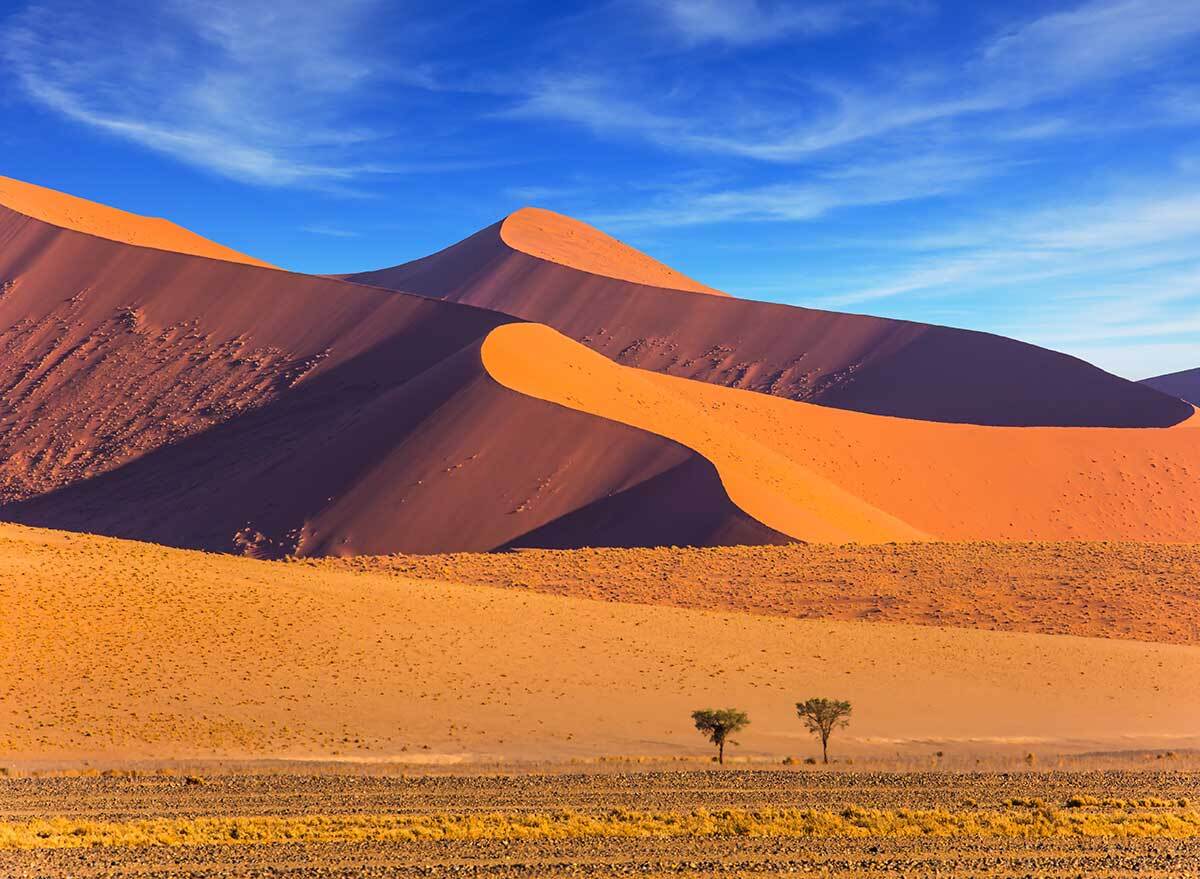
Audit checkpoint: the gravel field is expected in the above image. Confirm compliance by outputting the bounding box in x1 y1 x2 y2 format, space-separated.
2 769 1197 877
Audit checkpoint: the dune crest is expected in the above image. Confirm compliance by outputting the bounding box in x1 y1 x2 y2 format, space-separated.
483 323 1200 543
0 175 275 268
348 216 1192 428
482 322 924 543
499 207 726 295
1143 367 1200 405
0 195 786 555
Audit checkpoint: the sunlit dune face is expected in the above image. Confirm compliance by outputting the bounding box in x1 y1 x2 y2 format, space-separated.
500 206 727 296
481 322 1200 544
482 322 922 543
0 175 276 269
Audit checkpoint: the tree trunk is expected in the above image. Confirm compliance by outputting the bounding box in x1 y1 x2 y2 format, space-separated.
719 740 725 764
822 737 828 764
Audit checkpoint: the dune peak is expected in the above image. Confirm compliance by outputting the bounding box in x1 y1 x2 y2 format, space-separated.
0 175 276 269
499 206 727 296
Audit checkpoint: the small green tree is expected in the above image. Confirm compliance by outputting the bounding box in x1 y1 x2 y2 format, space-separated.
795 698 852 764
691 708 749 764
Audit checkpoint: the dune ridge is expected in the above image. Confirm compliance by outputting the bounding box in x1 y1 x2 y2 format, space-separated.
482 323 923 543
1143 367 1200 405
346 214 1191 428
483 323 1200 543
0 175 275 268
1 176 1196 555
0 188 783 555
499 207 726 295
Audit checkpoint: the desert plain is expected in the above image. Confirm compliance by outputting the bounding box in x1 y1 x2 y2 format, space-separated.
0 177 1198 877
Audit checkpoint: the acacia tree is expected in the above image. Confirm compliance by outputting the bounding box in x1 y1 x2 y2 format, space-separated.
691 708 749 765
795 698 852 764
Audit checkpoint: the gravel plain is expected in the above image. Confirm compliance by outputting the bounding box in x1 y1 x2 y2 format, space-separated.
2 769 1197 878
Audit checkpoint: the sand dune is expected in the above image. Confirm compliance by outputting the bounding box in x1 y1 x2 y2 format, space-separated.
500 207 726 295
1 177 1196 554
485 323 1200 542
0 175 275 269
346 209 1190 428
484 323 922 543
2 523 1198 765
1143 367 1200 405
0 184 779 554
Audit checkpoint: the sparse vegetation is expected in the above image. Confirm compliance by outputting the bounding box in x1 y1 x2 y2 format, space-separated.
343 541 1200 645
691 709 749 764
3 805 1199 850
796 698 852 764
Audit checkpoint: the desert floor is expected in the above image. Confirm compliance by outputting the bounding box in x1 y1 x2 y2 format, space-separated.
3 523 1199 765
2 768 1198 877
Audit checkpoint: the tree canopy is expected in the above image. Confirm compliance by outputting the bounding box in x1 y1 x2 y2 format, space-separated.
691 708 749 764
795 698 852 764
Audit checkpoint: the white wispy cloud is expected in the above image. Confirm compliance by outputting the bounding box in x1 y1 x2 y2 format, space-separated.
302 224 359 239
592 152 997 227
3 0 422 187
788 185 1200 378
512 0 1200 163
819 189 1200 306
650 0 850 46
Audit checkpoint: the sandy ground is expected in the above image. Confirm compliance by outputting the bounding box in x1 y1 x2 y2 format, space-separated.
2 523 1198 766
483 322 1200 542
328 541 1200 645
0 175 274 268
2 771 1198 877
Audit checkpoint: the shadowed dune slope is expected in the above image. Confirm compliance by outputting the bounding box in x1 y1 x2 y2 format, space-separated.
345 210 1190 428
0 191 784 555
0 175 275 268
1143 367 1200 404
3 523 1199 763
485 323 1200 543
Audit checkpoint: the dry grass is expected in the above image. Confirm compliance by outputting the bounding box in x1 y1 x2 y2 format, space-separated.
4 807 1200 850
319 541 1200 644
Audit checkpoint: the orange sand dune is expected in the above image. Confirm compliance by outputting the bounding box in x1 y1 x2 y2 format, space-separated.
0 175 275 268
500 207 726 295
3 523 1198 764
483 323 1200 543
483 323 922 543
659 372 1200 542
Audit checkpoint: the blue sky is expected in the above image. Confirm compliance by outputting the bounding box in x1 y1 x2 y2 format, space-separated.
2 0 1199 379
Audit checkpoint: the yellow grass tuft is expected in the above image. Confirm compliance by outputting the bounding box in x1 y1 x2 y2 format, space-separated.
2 807 1199 850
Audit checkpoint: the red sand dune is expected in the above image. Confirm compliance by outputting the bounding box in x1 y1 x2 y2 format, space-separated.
345 209 1190 428
0 175 276 268
1143 367 1200 405
2 178 1197 555
0 185 779 555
